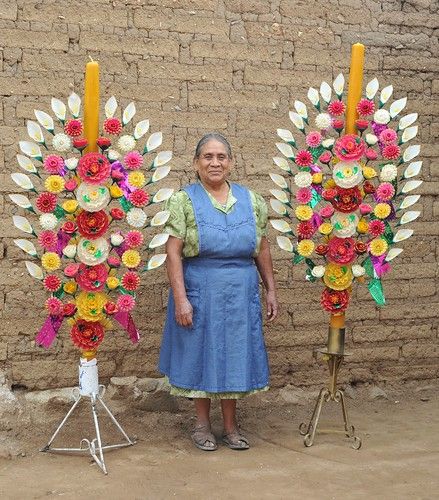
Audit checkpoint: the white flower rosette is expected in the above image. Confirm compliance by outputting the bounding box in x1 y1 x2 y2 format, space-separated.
331 211 359 238
126 207 147 228
110 233 124 246
39 213 58 230
315 113 331 130
62 244 77 258
373 109 391 125
294 171 313 188
65 158 79 170
352 265 366 277
77 237 110 265
52 133 72 152
333 161 364 188
380 164 398 182
76 183 110 212
117 135 136 153
311 265 326 278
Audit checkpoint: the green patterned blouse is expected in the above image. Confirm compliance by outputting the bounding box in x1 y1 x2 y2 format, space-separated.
164 182 268 256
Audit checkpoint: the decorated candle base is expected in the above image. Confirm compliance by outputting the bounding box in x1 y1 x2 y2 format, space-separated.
298 320 361 449
40 358 135 475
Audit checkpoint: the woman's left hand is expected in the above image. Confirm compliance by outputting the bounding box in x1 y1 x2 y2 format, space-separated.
265 290 278 322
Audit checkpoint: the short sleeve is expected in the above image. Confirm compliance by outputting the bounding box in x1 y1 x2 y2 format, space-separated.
163 191 190 240
251 191 268 238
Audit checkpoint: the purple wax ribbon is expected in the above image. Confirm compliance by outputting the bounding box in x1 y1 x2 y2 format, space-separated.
114 241 129 257
310 163 321 174
36 315 64 348
114 311 140 343
371 254 391 277
56 230 71 256
311 213 323 229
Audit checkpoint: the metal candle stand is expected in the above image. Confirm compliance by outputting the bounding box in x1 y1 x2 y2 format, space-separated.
299 324 362 450
40 358 135 474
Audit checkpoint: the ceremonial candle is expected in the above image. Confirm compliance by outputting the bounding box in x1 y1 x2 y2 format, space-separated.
330 313 345 329
345 43 365 135
84 59 100 153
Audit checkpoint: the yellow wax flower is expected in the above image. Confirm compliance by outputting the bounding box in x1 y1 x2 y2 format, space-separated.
106 276 120 290
363 166 377 179
110 185 124 198
323 263 353 291
122 249 141 268
41 252 61 271
357 218 369 234
324 178 336 189
76 291 107 322
128 171 146 188
312 172 323 184
62 200 79 213
297 239 315 257
295 205 313 221
63 280 77 294
370 238 388 256
318 222 333 235
374 203 391 219
45 175 65 193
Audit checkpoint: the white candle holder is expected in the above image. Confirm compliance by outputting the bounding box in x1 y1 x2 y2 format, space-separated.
40 358 135 474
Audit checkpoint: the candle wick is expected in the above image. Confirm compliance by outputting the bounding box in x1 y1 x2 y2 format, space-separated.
88 55 95 62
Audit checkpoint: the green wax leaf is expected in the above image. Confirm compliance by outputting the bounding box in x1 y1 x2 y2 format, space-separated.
119 197 133 213
362 256 374 278
368 278 386 306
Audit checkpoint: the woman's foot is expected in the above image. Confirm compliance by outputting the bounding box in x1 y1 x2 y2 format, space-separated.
222 429 250 450
191 424 218 451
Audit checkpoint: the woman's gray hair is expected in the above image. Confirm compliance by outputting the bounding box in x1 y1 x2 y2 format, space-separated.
194 132 232 159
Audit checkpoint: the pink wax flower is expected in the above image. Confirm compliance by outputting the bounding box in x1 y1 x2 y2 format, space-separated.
376 182 395 202
43 155 64 175
117 294 135 312
365 148 378 160
305 131 322 148
355 119 369 131
64 178 78 191
45 297 64 316
64 263 80 278
319 205 335 218
128 189 150 207
319 151 332 164
296 187 312 204
332 119 345 131
379 128 398 144
328 101 345 116
103 118 122 135
122 271 141 291
125 230 144 248
334 134 366 162
356 99 375 116
359 203 372 215
124 151 144 170
38 230 58 251
295 150 313 167
382 144 401 161
64 119 83 137
107 255 121 268
368 219 385 238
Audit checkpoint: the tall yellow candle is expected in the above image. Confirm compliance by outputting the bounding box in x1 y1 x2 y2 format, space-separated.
345 43 365 135
84 60 100 153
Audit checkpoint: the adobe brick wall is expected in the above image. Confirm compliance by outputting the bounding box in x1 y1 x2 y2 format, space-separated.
0 0 438 390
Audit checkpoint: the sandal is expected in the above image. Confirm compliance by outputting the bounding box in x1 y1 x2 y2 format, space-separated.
222 430 250 450
191 424 218 451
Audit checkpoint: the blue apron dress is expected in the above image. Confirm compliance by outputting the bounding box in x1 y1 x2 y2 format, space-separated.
159 183 269 393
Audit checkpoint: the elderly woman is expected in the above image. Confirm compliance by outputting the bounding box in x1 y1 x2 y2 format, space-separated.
159 133 278 451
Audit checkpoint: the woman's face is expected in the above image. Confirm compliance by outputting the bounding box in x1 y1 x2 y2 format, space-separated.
194 139 232 187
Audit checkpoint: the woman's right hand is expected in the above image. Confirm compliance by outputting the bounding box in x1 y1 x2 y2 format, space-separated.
174 297 193 327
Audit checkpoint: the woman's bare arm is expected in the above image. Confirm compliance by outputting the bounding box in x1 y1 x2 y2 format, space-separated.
254 236 278 322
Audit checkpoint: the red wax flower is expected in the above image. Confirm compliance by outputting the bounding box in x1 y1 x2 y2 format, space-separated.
328 101 345 116
122 271 140 291
365 148 378 160
70 320 105 350
332 119 345 131
63 302 77 317
73 138 88 150
96 137 112 149
38 230 58 251
76 263 108 292
316 244 329 256
363 181 376 194
104 301 118 315
297 221 315 239
355 119 369 131
382 144 401 161
322 188 337 201
43 274 62 292
110 207 125 220
128 189 149 208
36 192 57 213
77 152 111 184
321 288 350 314
76 210 109 239
327 237 356 265
65 178 78 191
319 151 332 164
62 220 77 234
124 230 144 248
107 255 121 268
103 118 122 135
368 219 386 238
334 134 366 162
64 119 83 137
332 186 362 213
64 263 80 278
356 99 375 116
295 150 313 167
355 241 367 254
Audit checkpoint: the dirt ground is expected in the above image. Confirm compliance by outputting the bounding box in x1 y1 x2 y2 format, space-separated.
0 382 438 500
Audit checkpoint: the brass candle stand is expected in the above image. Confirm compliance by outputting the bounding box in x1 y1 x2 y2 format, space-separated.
299 316 362 449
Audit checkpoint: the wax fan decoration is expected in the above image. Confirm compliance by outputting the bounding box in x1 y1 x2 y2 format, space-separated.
271 73 422 313
10 93 174 356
